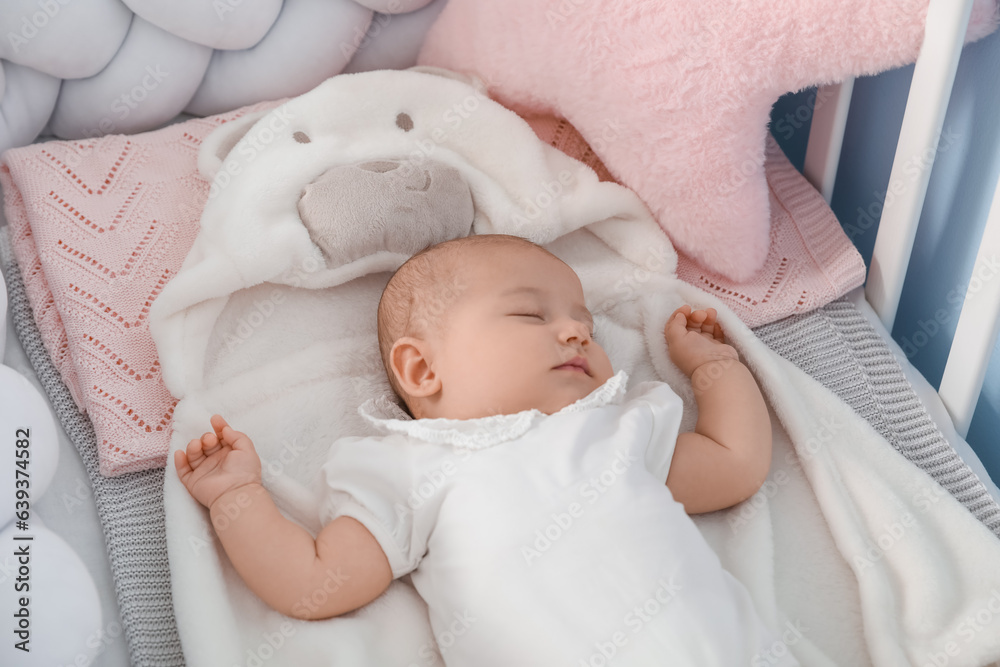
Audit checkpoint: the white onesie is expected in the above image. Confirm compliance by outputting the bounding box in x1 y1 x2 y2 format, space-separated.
320 370 799 666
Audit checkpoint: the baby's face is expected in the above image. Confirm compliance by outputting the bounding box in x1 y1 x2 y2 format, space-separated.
423 247 614 419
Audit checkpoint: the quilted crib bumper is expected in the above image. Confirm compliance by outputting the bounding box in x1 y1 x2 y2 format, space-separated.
0 0 446 156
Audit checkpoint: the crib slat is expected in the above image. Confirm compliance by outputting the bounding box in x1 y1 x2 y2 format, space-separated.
803 78 855 203
938 172 1000 437
865 0 975 330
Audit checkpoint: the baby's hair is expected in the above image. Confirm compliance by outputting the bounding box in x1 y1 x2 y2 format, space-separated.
377 234 557 410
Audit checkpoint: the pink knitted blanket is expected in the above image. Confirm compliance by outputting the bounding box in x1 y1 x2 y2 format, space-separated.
1 107 863 476
0 101 279 476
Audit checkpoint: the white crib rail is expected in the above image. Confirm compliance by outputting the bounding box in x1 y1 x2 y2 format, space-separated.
865 0 975 330
805 0 1000 436
938 174 1000 436
803 77 854 203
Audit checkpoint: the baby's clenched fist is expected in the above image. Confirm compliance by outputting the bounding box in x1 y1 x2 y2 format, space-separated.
664 305 739 377
174 414 263 510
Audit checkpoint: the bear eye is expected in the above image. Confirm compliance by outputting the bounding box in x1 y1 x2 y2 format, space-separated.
396 113 414 132
293 131 311 143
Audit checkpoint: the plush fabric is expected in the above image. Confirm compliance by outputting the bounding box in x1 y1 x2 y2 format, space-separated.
418 0 1000 281
297 159 474 266
147 68 1000 667
525 115 867 327
0 0 446 155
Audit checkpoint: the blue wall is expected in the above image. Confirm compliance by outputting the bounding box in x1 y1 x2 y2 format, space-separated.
770 27 1000 484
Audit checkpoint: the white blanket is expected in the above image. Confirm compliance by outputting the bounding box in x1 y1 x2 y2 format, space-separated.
150 68 1000 667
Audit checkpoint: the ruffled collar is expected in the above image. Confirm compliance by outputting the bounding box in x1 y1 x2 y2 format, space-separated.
358 370 629 450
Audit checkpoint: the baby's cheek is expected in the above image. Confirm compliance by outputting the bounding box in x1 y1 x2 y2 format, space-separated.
592 350 615 382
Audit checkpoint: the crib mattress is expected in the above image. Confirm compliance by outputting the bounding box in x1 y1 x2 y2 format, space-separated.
2 222 999 666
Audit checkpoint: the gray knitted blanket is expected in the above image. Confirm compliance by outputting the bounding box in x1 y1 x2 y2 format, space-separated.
0 227 182 666
1 223 997 666
754 302 1000 534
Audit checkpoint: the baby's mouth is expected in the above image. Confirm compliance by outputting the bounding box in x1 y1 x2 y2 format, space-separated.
554 356 590 375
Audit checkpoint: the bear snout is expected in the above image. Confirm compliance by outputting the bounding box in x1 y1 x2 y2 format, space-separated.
297 159 475 267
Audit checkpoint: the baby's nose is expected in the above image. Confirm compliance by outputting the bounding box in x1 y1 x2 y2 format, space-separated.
560 319 592 344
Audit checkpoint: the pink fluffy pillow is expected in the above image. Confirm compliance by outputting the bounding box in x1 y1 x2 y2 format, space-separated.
418 0 999 281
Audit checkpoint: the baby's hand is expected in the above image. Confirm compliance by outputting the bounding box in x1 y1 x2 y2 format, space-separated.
664 305 739 377
174 415 262 510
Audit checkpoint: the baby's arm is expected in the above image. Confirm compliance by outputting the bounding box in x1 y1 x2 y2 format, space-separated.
174 415 392 619
662 306 772 514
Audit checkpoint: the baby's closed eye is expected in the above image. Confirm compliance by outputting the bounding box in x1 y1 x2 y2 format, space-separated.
508 311 596 340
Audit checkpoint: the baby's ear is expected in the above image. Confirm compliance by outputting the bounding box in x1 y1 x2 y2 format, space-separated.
390 337 441 399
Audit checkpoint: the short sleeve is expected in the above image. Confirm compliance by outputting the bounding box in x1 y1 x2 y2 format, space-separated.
319 435 430 579
627 380 685 484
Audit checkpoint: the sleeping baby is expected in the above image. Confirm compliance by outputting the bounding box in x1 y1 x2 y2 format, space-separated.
174 233 800 666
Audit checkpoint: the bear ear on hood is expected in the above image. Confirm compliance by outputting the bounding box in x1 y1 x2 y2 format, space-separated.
407 65 488 94
198 108 274 181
